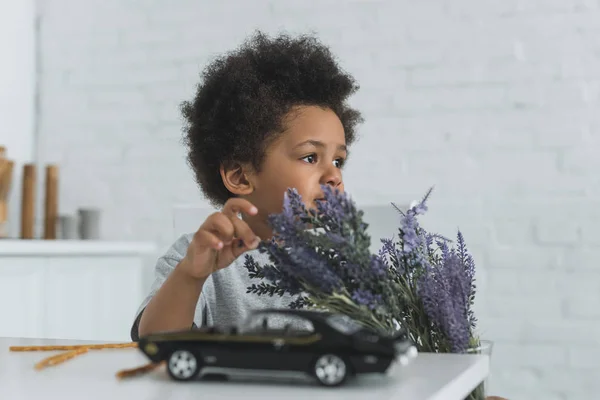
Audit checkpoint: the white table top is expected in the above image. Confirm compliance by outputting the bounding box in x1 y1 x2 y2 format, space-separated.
0 337 489 400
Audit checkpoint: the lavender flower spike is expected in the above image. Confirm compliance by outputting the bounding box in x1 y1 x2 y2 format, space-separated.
417 253 471 353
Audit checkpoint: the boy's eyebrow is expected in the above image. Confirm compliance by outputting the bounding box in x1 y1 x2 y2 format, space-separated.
294 140 347 152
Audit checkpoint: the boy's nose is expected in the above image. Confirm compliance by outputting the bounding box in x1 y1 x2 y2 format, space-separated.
321 168 342 189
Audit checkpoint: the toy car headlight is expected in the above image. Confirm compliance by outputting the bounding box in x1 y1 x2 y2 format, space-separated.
144 342 158 355
395 343 418 366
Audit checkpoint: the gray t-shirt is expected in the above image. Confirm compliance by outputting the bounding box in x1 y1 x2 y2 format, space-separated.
130 233 295 341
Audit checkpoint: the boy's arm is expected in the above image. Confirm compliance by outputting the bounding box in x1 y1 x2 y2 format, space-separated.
137 261 206 338
131 199 259 341
130 234 207 341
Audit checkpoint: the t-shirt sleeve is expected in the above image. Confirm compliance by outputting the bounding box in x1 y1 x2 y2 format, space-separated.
130 233 207 341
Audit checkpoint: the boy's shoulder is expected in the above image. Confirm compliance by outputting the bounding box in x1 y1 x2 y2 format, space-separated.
165 232 194 258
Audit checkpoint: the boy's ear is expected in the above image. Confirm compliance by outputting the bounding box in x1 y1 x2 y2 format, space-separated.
220 162 254 196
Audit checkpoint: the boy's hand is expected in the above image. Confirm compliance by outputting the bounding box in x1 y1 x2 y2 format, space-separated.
179 198 261 280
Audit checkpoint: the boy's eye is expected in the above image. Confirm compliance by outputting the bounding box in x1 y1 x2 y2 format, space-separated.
334 158 345 168
301 154 317 163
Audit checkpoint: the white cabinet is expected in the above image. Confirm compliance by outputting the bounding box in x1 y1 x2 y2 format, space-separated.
0 240 156 342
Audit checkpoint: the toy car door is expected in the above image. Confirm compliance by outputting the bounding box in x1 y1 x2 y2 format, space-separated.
264 314 321 371
202 313 279 371
232 312 319 372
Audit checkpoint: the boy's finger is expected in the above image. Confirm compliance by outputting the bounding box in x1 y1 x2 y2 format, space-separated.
222 198 258 218
199 213 235 243
229 215 260 249
194 229 224 251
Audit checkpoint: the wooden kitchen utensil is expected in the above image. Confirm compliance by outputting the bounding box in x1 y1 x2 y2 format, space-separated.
0 159 14 238
43 165 59 240
21 164 36 239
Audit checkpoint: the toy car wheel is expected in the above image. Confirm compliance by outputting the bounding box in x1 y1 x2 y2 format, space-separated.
167 349 201 381
312 353 348 387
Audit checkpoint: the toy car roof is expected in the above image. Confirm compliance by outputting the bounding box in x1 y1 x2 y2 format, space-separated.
138 309 345 342
138 308 406 343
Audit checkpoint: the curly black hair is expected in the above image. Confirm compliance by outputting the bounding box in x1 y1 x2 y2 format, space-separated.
181 31 363 207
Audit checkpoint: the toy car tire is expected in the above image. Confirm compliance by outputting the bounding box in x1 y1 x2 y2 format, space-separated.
166 349 201 381
311 353 349 387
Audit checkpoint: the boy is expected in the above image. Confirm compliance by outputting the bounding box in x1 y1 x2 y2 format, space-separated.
130 31 509 400
131 31 363 341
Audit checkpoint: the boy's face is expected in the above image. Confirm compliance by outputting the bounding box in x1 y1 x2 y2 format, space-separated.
246 105 347 231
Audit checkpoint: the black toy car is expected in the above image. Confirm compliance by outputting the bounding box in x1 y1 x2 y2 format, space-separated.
137 308 417 387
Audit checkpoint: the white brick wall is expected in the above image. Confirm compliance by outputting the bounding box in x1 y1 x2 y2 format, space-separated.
0 0 36 239
36 0 600 398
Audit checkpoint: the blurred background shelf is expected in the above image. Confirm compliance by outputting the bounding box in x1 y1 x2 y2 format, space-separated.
0 240 156 342
0 239 156 256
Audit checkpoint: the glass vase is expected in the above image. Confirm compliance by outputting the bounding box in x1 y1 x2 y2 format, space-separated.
465 339 493 400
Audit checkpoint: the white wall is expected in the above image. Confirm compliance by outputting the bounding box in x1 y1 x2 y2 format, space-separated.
0 0 36 238
35 1 600 399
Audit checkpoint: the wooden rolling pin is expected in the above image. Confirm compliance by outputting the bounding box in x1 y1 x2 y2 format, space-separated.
21 164 36 239
43 165 59 240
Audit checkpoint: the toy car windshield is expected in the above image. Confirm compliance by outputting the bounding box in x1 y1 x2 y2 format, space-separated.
324 313 363 335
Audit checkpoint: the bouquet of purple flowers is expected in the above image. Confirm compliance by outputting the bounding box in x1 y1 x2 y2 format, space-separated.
244 185 485 399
